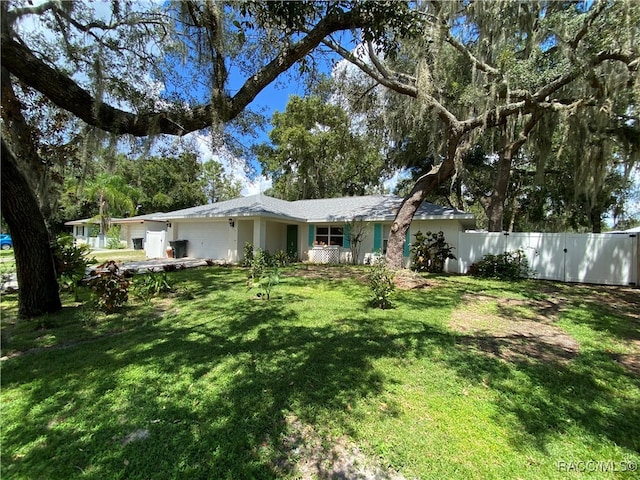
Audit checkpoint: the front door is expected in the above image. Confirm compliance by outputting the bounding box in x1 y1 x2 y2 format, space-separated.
286 225 298 259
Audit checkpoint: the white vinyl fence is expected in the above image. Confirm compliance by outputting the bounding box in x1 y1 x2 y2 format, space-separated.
456 232 639 286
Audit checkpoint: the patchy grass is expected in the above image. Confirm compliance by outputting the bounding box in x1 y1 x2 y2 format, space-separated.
1 267 638 479
91 249 147 264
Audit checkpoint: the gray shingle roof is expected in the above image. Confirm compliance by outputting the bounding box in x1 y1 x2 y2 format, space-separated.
151 194 475 227
151 194 305 221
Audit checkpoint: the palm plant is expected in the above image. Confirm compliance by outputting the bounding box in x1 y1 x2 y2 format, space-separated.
84 174 139 235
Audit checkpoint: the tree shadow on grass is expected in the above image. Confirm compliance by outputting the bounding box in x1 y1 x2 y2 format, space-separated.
2 278 639 479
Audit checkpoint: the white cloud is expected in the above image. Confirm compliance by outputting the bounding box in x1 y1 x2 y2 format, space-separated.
188 132 271 197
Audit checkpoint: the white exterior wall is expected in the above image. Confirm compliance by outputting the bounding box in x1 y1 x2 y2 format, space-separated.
173 220 231 260
409 220 467 272
125 221 166 249
301 219 466 266
265 221 286 253
237 220 254 261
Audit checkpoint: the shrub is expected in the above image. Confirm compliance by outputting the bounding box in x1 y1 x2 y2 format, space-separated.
88 261 130 313
243 242 254 267
257 268 280 300
247 248 268 283
52 233 95 301
106 225 124 249
468 249 532 281
271 249 292 267
368 258 395 309
133 271 173 304
410 230 456 273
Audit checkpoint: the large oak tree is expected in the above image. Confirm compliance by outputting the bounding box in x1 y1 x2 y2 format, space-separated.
1 0 411 315
327 0 639 267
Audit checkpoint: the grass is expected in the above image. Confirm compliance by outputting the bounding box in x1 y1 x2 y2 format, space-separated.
1 266 638 479
91 249 147 264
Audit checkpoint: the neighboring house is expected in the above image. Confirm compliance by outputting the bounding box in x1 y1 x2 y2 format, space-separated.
65 213 168 249
145 193 475 269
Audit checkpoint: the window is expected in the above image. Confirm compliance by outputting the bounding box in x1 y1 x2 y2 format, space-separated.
315 225 343 246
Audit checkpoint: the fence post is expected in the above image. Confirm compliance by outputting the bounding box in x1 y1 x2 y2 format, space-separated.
634 234 639 286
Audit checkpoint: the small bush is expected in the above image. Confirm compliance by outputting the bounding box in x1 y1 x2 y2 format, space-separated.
133 271 173 304
468 249 532 281
52 234 95 301
257 268 280 300
247 248 268 283
368 258 395 309
243 242 254 267
88 261 130 313
106 225 124 249
271 249 293 267
410 230 456 273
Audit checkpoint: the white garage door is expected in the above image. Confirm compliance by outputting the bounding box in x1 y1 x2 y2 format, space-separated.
177 222 229 259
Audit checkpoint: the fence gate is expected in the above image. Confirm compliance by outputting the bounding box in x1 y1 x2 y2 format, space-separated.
145 230 166 259
457 232 638 286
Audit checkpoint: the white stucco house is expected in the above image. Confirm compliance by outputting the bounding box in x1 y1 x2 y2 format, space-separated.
66 193 475 269
65 213 167 249
134 193 475 269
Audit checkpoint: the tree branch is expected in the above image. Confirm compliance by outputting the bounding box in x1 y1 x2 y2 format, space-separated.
1 7 371 137
322 36 418 98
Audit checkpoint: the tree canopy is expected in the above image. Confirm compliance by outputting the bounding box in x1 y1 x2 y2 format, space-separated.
255 95 387 200
327 0 639 265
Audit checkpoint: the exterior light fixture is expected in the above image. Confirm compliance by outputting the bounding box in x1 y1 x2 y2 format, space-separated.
228 218 235 228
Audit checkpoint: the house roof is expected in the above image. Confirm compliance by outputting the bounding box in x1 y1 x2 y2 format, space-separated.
64 213 166 226
151 194 476 227
151 194 306 222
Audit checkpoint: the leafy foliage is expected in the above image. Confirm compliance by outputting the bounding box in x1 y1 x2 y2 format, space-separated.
244 244 292 300
246 247 268 284
368 258 395 309
84 174 139 234
242 241 254 267
88 261 130 313
257 268 280 301
468 250 533 281
106 225 124 249
255 95 387 200
132 271 173 305
410 231 456 273
51 234 95 301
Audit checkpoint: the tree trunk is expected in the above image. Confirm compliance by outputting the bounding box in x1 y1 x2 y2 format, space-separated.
485 150 513 232
590 207 603 233
485 114 542 232
1 139 62 316
386 153 458 269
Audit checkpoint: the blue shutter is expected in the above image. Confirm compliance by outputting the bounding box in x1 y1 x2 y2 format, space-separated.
403 229 411 257
308 224 315 247
343 224 351 248
373 223 382 252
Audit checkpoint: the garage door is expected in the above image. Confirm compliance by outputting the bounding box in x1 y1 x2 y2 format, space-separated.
177 222 229 259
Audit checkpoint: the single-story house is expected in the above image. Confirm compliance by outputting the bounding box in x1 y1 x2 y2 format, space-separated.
142 193 475 270
65 213 168 249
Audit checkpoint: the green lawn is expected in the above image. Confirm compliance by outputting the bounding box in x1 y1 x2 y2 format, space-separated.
1 266 638 479
0 249 147 277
